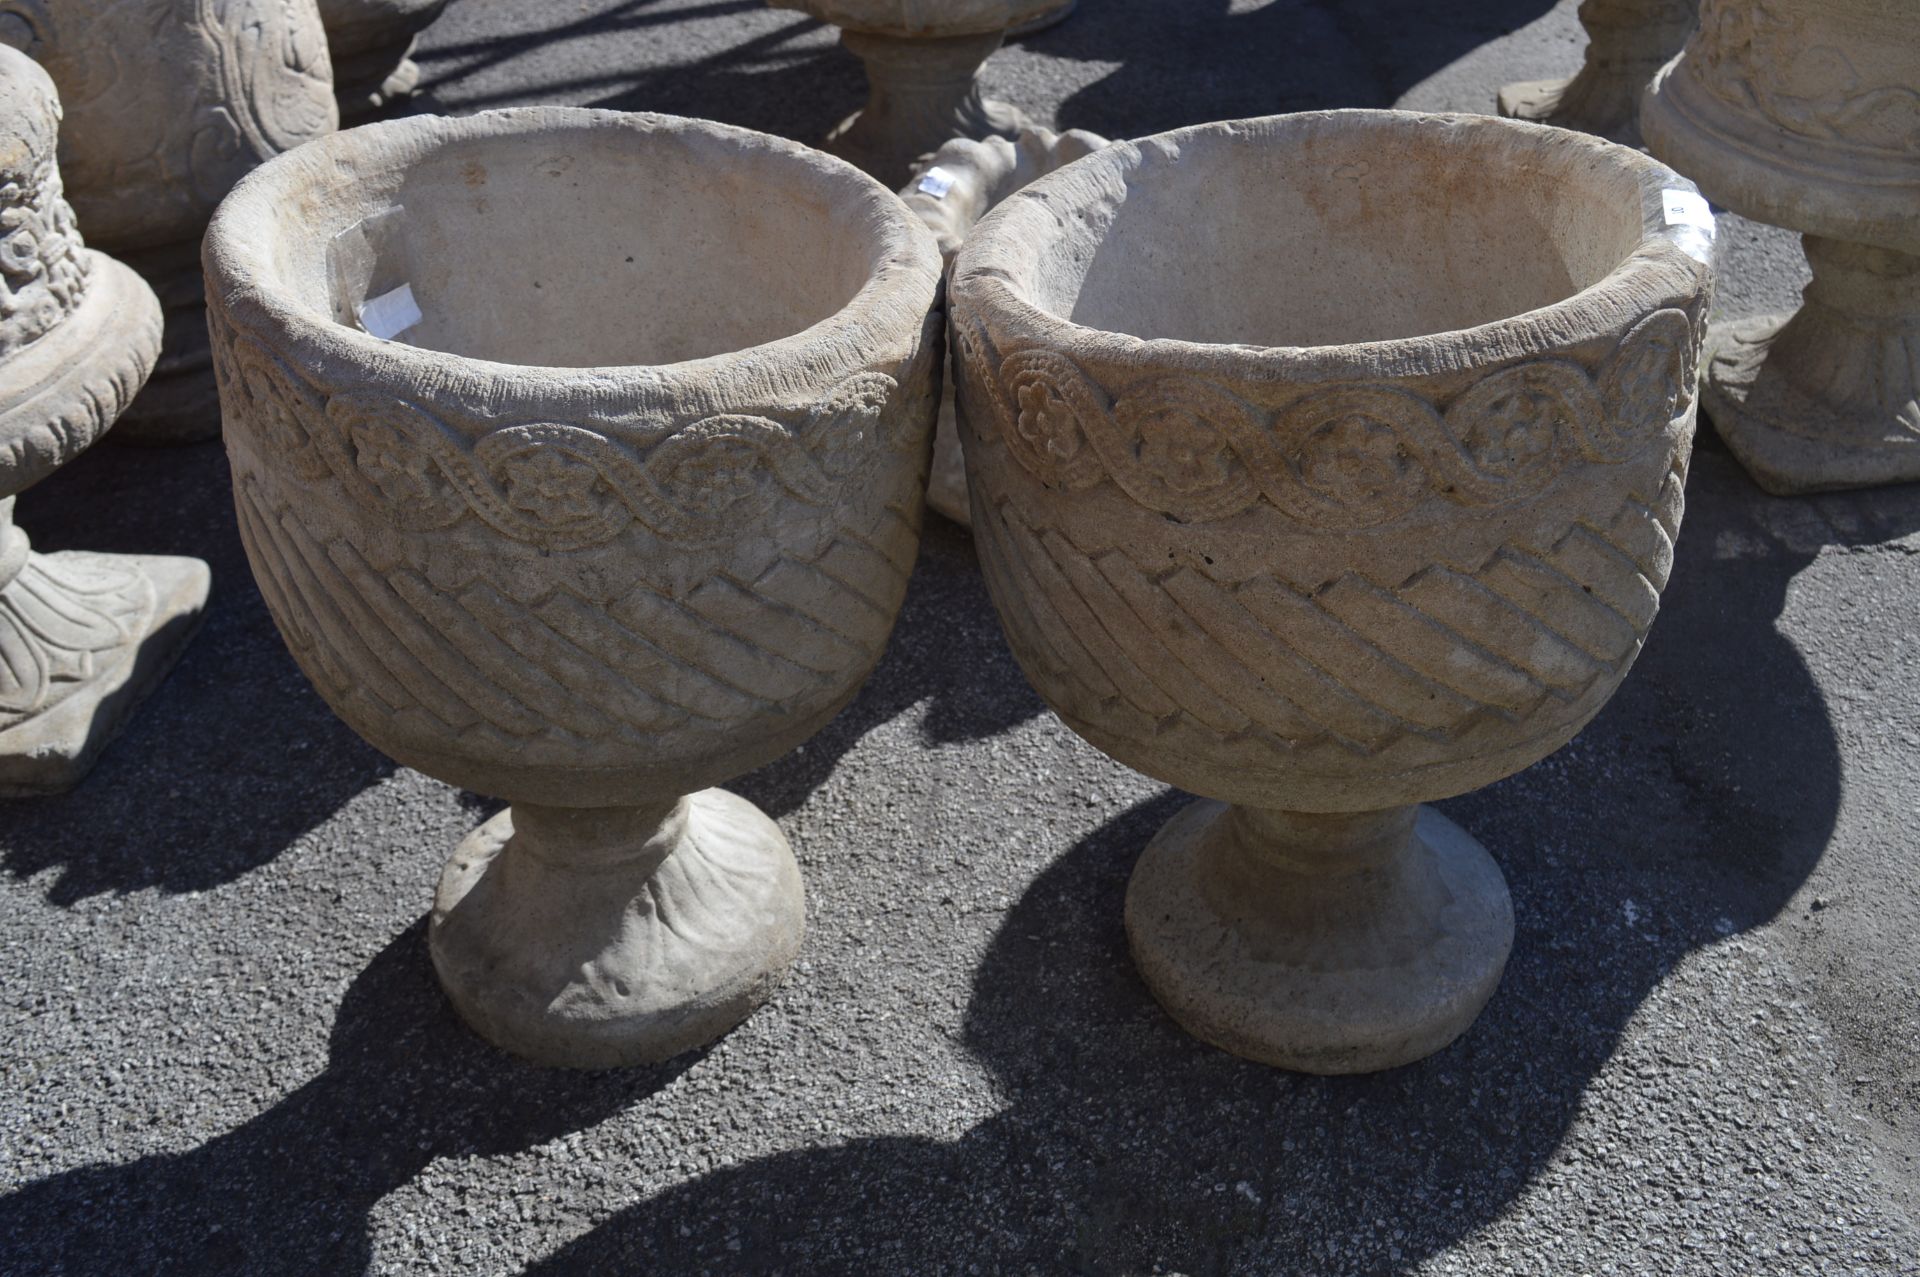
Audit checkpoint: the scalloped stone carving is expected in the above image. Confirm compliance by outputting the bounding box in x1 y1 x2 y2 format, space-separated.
203 107 942 1068
950 110 1711 1074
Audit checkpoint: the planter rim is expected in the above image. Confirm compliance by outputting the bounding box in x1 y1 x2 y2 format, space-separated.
203 106 942 405
952 109 1710 385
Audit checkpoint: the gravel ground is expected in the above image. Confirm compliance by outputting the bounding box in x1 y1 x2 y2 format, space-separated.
3 1 1917 1273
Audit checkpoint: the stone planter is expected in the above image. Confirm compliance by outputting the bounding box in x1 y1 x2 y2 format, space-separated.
0 47 209 794
1641 0 1919 494
899 126 1107 526
769 0 1057 187
1499 0 1698 145
951 111 1712 1073
0 0 337 443
318 0 451 121
203 108 941 1068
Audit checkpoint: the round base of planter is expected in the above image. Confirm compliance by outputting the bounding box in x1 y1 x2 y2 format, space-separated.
1008 0 1075 38
1496 72 1642 146
1125 799 1512 1075
1704 312 1920 496
429 788 806 1069
828 29 1030 188
111 243 220 446
0 550 210 797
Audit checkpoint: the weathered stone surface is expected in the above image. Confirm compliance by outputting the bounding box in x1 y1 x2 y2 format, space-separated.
770 0 1055 187
951 110 1711 1072
899 126 1108 526
0 46 209 796
1498 0 1697 145
203 107 942 1067
1642 0 1920 495
318 0 451 120
0 0 337 443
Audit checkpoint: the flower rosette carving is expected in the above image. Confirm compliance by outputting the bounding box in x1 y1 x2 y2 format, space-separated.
1270 386 1438 529
1593 308 1696 456
997 349 1106 489
1439 361 1593 492
807 371 902 476
327 393 468 530
1109 377 1261 521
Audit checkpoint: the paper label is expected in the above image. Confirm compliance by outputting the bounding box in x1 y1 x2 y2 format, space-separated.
358 282 422 341
1662 188 1714 231
916 166 956 199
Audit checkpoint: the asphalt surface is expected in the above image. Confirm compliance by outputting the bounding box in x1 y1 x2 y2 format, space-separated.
3 1 1917 1274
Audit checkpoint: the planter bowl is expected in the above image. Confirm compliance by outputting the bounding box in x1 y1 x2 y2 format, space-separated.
205 107 942 1067
952 110 1712 1072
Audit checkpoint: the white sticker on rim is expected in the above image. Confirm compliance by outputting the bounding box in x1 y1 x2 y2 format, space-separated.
916 165 956 199
358 282 423 341
1660 188 1716 265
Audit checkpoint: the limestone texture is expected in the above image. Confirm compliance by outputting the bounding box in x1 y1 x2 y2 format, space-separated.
0 46 209 796
0 0 337 443
1498 0 1697 145
1642 0 1920 495
202 106 942 1068
768 0 1058 186
950 110 1712 1072
899 126 1108 527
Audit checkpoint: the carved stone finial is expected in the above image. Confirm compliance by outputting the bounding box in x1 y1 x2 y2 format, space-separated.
0 44 209 795
950 110 1711 1073
203 107 942 1068
1642 0 1920 494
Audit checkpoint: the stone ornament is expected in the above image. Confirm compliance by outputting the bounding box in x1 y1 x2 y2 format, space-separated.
318 0 450 120
899 125 1108 526
1642 0 1920 494
950 111 1711 1073
0 46 209 795
204 107 942 1068
0 0 337 443
1499 0 1699 145
768 0 1057 187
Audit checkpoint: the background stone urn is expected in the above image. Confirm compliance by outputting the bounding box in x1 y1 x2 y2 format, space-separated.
317 0 451 120
0 0 338 444
0 46 209 794
899 125 1107 526
1641 0 1919 494
203 107 942 1068
951 111 1712 1073
1499 0 1699 145
768 0 1058 186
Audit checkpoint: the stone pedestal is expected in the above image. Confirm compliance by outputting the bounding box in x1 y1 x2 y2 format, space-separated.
1642 0 1920 494
0 0 336 444
0 47 209 795
770 0 1058 187
204 108 941 1067
1499 0 1698 145
318 0 451 120
951 110 1711 1072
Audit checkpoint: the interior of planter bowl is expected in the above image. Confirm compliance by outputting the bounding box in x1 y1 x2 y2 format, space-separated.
304 121 878 368
1016 115 1651 349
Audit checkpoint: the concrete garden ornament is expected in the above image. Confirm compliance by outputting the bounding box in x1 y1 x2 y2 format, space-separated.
768 0 1057 186
0 46 209 794
1499 0 1698 145
951 111 1712 1073
1641 0 1920 495
0 0 338 443
317 0 450 120
899 126 1108 526
203 107 942 1068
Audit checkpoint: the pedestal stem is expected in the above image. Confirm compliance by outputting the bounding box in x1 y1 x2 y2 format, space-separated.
828 29 1031 187
1497 0 1697 143
1701 235 1920 494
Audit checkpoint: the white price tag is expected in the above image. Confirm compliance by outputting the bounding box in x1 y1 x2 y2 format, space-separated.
358 282 422 341
1660 188 1716 265
916 165 956 199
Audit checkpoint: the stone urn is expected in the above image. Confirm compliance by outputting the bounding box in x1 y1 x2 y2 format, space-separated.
0 0 337 443
950 111 1713 1073
899 125 1107 526
769 0 1057 187
203 108 942 1068
1641 0 1919 494
318 0 450 120
1499 0 1699 145
0 46 209 794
